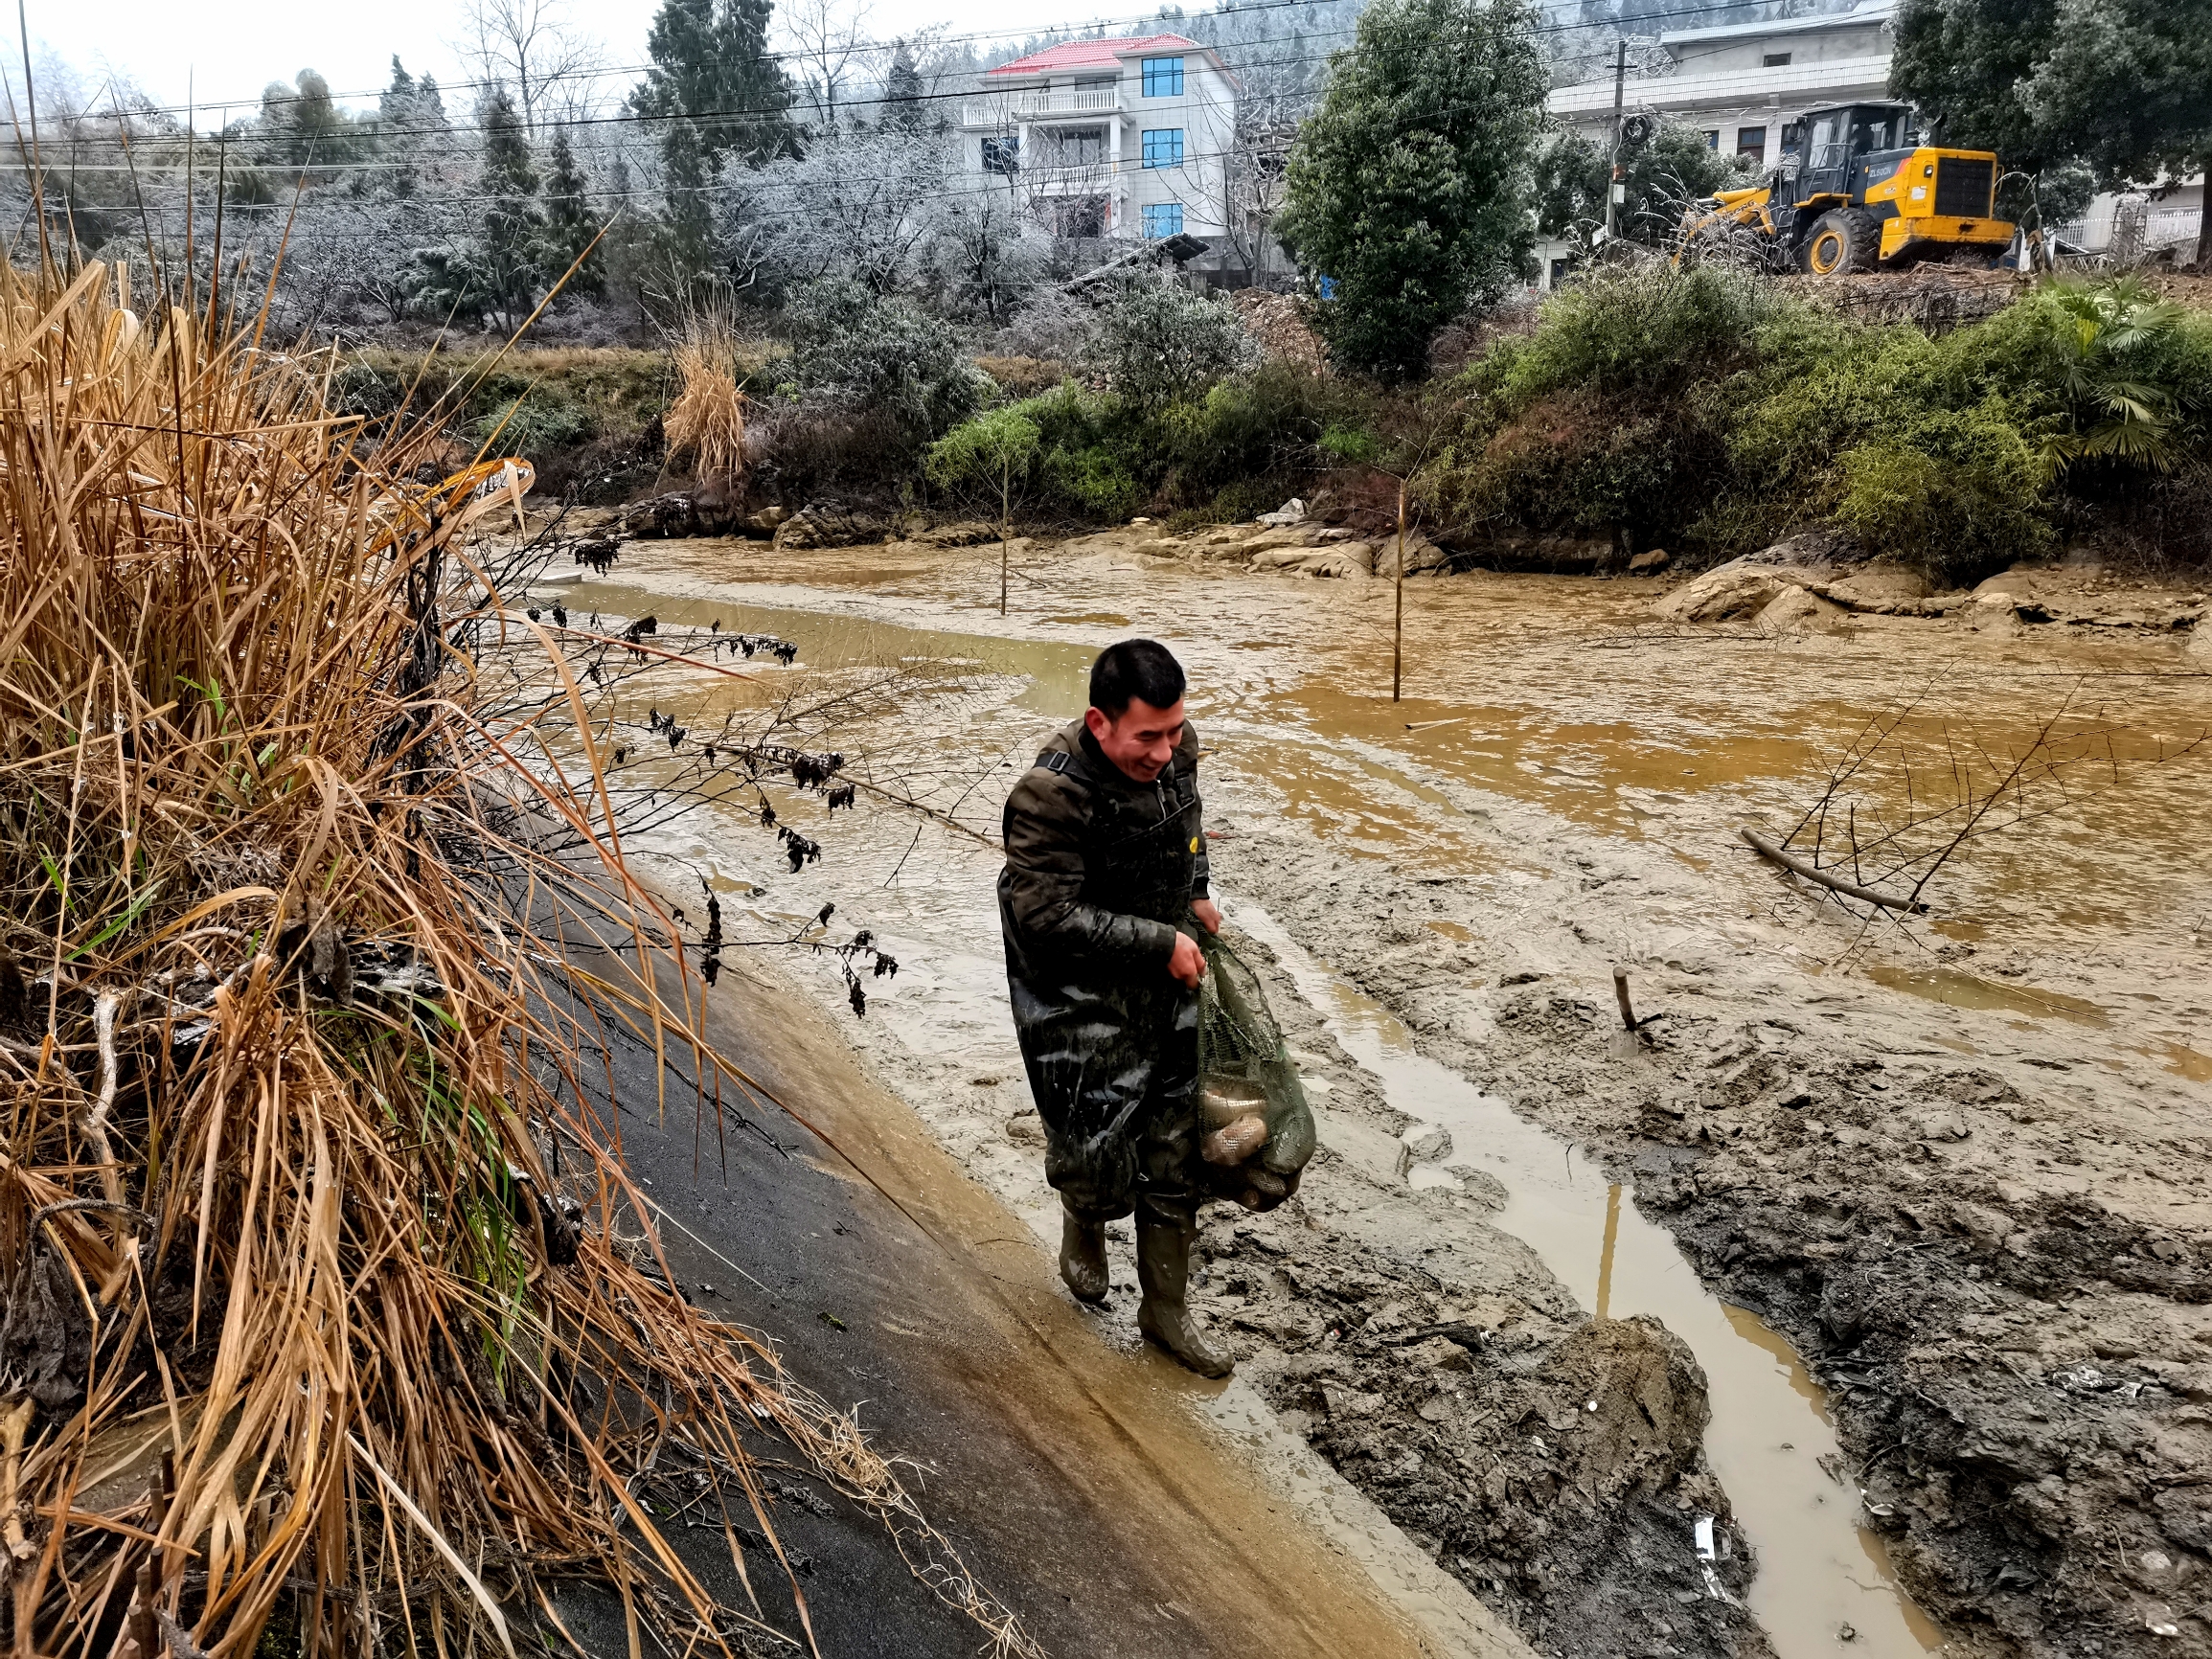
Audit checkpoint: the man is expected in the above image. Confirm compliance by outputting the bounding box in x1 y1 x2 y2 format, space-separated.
998 639 1230 1377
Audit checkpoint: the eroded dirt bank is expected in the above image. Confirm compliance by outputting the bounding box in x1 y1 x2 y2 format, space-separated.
541 525 2211 1659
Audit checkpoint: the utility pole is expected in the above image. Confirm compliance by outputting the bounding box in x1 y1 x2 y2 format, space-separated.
1604 38 1627 239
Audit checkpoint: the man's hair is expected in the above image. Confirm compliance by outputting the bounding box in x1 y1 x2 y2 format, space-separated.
1089 639 1186 717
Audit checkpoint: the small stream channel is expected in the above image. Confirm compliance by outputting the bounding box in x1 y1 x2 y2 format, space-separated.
1229 903 1941 1659
540 560 1943 1659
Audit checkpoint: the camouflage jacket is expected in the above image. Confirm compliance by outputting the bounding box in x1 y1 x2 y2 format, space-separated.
997 716 1209 986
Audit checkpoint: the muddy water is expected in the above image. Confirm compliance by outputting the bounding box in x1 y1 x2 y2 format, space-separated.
1230 903 1943 1659
532 555 2025 1659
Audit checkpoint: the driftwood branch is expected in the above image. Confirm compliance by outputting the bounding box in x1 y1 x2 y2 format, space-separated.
1741 828 1928 914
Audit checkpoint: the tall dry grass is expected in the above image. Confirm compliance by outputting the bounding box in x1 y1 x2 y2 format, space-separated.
662 307 749 496
0 262 1037 1657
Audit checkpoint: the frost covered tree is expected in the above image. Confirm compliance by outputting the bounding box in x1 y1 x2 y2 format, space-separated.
633 0 792 264
479 89 545 330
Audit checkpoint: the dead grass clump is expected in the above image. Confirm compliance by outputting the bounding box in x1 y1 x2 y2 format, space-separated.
664 307 750 495
0 261 1038 1659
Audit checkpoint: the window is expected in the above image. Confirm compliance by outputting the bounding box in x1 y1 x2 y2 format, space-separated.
1049 125 1107 167
1779 120 1805 157
981 135 1019 175
1548 257 1573 289
1141 128 1184 168
1075 75 1116 91
1762 51 1791 66
1141 57 1184 96
1737 125 1767 161
1142 202 1184 238
1808 113 1841 169
1703 129 1720 149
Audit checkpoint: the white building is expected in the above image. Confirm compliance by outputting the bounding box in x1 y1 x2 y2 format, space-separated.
1538 0 2201 287
959 34 1241 253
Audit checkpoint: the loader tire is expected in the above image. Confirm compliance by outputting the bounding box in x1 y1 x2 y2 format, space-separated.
1799 209 1880 276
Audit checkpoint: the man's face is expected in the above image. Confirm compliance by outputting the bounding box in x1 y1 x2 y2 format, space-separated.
1085 696 1186 784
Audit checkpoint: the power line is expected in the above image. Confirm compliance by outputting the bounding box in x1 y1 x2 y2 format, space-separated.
12 0 1855 131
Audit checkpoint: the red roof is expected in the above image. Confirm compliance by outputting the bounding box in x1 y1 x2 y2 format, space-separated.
986 34 1204 76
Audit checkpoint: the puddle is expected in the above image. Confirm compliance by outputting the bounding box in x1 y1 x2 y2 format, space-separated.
1866 964 2109 1026
1229 902 1942 1659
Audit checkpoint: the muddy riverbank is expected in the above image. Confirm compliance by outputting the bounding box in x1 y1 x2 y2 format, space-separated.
534 527 2211 1659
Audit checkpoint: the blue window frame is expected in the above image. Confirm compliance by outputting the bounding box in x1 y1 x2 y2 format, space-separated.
1140 128 1184 168
1142 203 1184 239
1141 57 1184 97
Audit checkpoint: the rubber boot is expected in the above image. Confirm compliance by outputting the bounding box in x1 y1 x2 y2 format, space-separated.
1059 1207 1109 1305
1135 1209 1233 1377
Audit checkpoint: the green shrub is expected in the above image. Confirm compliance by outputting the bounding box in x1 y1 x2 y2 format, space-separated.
1423 386 1728 549
924 406 1042 511
1471 262 1786 411
1834 412 2053 584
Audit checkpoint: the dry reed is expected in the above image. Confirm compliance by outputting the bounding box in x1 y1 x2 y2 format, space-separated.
0 261 1038 1658
663 308 749 495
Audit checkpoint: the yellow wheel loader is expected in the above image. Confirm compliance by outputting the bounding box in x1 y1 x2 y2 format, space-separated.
1679 102 2015 275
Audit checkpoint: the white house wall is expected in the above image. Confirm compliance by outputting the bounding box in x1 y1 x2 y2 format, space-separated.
960 46 1238 242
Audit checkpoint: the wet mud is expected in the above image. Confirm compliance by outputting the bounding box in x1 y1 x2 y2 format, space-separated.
538 530 2212 1659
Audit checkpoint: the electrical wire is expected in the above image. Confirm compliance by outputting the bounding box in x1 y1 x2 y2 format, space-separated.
8 0 1864 129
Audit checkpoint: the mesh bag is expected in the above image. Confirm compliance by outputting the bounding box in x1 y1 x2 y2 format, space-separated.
1195 929 1316 1207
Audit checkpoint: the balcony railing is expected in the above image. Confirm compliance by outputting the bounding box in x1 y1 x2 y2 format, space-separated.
962 88 1121 125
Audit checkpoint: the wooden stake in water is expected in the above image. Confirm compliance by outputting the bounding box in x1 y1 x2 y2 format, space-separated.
1392 478 1405 702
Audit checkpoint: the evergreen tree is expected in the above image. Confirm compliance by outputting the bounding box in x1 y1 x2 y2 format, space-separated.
1892 0 2212 264
380 57 417 126
1276 0 1548 381
883 41 924 132
540 127 604 295
631 0 792 265
260 68 357 177
479 88 545 330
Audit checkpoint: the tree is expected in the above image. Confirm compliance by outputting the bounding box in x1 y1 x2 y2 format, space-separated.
926 408 1042 614
632 0 792 265
456 0 606 131
541 127 604 294
1535 122 1749 254
378 58 452 198
258 69 360 179
1275 0 1548 381
882 41 924 132
1891 0 2212 265
780 0 877 135
479 89 545 330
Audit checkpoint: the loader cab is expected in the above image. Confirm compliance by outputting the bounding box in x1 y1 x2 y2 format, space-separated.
1795 102 1920 206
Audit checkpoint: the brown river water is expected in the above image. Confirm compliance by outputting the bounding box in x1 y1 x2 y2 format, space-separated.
532 534 2212 1659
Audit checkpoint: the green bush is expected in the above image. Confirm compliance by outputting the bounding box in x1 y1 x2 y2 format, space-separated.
1834 412 2053 584
1470 262 1783 410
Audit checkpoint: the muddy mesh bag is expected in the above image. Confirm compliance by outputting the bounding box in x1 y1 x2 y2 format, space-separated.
1195 930 1316 1208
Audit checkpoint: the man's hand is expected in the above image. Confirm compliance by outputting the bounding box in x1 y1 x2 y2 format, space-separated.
1168 931 1207 989
1190 898 1221 936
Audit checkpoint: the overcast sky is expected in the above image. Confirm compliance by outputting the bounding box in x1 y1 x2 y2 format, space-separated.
17 0 1132 123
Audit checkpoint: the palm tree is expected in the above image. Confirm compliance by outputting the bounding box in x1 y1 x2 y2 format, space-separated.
2035 275 2190 475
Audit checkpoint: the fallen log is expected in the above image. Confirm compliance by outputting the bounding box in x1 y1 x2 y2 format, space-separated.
1740 827 1929 914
